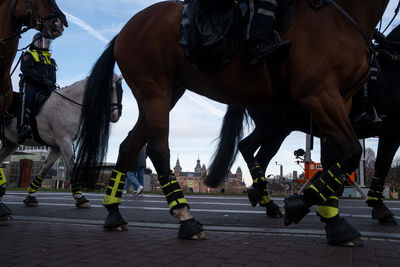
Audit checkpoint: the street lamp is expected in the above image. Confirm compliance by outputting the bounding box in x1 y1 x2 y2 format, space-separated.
275 161 283 182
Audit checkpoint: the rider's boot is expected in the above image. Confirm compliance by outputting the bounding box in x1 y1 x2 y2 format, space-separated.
103 170 128 231
317 194 363 247
284 162 349 226
71 183 91 208
17 105 32 144
366 176 397 226
248 31 291 66
0 170 12 221
158 172 205 240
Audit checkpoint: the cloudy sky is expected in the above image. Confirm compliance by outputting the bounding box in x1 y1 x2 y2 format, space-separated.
10 1 400 186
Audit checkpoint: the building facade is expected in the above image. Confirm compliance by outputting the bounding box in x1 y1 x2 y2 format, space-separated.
168 157 246 193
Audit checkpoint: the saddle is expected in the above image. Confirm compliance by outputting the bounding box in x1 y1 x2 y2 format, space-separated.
179 0 297 70
3 91 52 144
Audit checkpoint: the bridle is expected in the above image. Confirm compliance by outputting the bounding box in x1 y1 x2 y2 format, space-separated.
0 0 67 107
110 79 123 117
53 80 123 118
10 0 68 31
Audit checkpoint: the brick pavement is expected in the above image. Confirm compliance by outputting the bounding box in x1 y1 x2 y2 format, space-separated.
1 220 400 266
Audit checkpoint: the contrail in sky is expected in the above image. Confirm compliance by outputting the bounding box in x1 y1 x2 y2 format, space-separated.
186 93 225 117
64 11 109 44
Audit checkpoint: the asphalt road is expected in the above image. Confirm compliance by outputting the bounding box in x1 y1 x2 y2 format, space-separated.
2 191 400 239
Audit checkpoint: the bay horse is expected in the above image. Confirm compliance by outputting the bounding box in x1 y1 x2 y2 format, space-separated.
206 24 400 230
73 0 388 243
0 76 123 212
0 0 67 222
0 0 68 115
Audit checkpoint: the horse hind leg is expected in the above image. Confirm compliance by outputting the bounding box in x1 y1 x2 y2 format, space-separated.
239 128 283 218
57 139 91 209
366 129 399 226
23 148 61 207
140 93 204 239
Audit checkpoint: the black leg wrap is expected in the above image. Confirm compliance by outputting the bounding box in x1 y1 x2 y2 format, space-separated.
325 217 363 247
23 195 38 207
178 218 205 240
0 202 12 222
283 194 310 226
0 186 5 197
75 195 90 208
266 200 283 218
247 186 263 207
372 203 397 226
247 161 269 207
103 204 128 230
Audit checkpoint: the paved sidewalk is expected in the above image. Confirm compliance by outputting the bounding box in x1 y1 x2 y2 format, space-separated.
1 220 400 266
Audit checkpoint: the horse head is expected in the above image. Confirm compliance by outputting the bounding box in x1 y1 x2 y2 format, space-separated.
110 74 123 123
12 0 68 39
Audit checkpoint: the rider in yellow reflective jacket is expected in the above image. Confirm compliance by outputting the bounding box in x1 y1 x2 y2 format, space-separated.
18 32 57 144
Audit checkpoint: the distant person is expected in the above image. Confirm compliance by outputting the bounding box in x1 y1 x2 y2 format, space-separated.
18 32 57 144
123 144 147 195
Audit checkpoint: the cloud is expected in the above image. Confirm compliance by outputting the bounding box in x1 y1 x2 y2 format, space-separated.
64 12 109 44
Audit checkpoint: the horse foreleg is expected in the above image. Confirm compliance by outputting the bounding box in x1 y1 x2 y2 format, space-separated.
284 89 362 246
367 126 400 226
23 148 60 207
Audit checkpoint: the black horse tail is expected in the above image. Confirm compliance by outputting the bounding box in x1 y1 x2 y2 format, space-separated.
73 36 118 189
204 106 246 188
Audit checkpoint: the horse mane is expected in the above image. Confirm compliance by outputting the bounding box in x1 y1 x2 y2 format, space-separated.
386 23 400 41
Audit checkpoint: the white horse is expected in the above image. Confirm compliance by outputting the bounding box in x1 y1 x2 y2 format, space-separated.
0 75 123 209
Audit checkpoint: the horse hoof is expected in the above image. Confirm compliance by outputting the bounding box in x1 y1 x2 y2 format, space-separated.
75 195 91 208
103 208 128 231
178 218 206 240
105 224 129 231
0 203 12 222
23 195 38 207
266 201 283 218
247 187 263 207
0 214 12 222
326 217 362 247
372 204 397 226
283 194 310 226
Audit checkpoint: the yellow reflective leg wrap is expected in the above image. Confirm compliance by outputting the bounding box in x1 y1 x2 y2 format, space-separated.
0 168 6 186
27 175 44 193
259 194 271 206
249 161 269 195
310 162 347 203
71 183 82 195
159 173 189 213
103 170 126 206
317 196 339 220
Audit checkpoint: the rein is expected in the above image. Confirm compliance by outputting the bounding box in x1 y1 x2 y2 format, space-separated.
53 89 82 107
53 86 123 116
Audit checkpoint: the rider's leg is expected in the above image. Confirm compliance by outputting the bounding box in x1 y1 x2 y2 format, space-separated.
246 0 291 65
18 82 36 143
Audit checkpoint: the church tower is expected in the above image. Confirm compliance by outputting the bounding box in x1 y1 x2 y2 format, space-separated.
194 157 202 173
174 157 182 176
236 167 242 182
